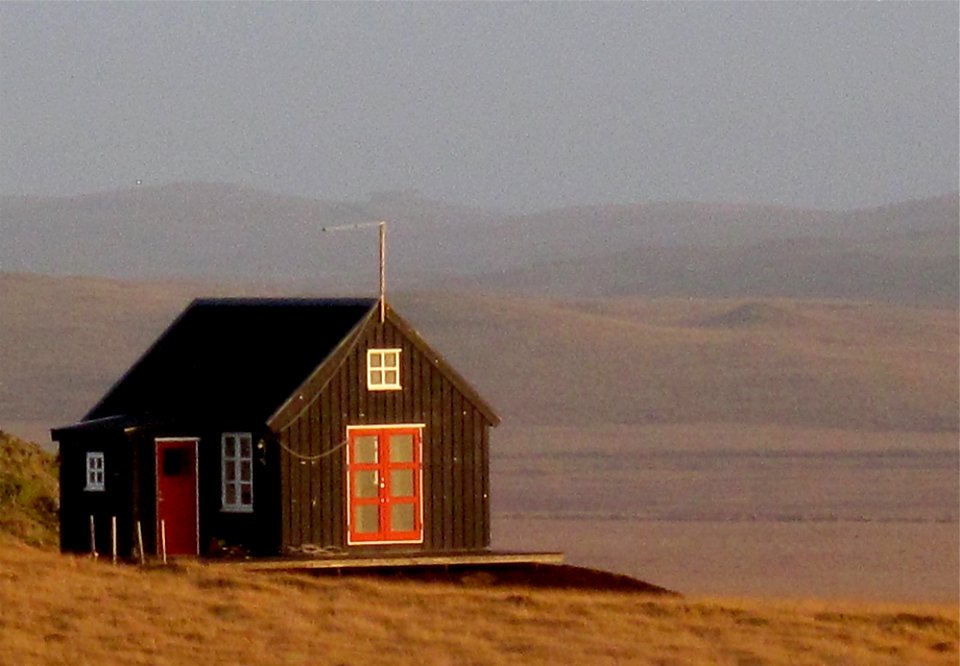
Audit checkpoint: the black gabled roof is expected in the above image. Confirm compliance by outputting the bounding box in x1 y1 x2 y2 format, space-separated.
85 298 378 424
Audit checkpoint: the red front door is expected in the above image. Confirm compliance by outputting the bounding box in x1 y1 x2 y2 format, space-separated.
155 438 199 556
347 426 423 544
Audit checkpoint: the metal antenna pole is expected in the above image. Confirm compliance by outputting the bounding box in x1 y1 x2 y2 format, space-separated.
378 221 386 323
321 220 388 323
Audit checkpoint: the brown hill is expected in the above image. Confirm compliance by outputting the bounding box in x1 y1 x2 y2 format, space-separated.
1 273 956 442
398 292 958 431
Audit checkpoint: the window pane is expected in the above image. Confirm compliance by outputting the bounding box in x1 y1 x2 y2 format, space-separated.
240 437 252 458
384 352 398 368
240 461 251 482
240 484 252 506
225 484 237 505
384 370 397 386
390 504 414 532
163 449 186 476
355 505 379 534
369 352 382 368
353 436 378 463
370 369 383 385
389 434 413 462
225 460 236 482
224 437 236 458
353 471 379 498
390 469 414 497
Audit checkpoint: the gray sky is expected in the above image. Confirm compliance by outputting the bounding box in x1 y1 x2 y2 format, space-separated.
1 2 957 212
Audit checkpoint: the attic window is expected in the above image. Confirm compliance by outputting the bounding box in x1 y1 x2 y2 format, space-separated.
222 433 253 513
85 451 105 491
367 348 401 391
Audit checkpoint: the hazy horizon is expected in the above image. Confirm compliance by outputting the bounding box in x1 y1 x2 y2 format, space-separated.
2 2 958 213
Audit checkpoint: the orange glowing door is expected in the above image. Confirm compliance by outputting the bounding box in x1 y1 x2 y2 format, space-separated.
155 438 199 556
347 427 423 544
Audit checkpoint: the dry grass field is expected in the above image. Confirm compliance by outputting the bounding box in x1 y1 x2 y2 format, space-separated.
1 536 957 666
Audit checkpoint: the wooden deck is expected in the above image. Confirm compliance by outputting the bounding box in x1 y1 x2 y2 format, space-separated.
227 550 564 572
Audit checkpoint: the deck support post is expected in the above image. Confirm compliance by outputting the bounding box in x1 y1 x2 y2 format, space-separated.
89 515 97 559
160 519 168 564
136 521 146 565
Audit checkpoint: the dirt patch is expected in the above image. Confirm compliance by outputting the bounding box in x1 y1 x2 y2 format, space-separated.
309 562 679 595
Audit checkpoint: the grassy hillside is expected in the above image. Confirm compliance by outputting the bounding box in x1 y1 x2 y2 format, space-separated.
2 273 955 439
1 538 956 666
399 292 958 431
0 430 58 547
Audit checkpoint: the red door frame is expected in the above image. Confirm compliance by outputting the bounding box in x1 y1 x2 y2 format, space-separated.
155 438 199 556
346 425 423 545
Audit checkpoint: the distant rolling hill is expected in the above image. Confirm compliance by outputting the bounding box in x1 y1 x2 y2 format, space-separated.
1 184 956 305
468 225 958 304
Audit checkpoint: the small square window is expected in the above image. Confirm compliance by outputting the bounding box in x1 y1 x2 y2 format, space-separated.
85 451 105 492
367 348 401 391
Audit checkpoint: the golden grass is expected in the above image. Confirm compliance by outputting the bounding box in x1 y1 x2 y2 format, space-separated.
0 430 58 547
1 538 956 666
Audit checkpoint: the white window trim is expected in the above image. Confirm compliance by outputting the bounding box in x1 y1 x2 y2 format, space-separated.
85 451 105 492
221 432 254 513
367 348 402 391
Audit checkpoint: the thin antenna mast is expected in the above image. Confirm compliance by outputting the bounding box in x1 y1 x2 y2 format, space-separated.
378 221 385 323
321 220 388 323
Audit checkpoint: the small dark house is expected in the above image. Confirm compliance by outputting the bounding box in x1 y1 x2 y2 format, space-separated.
53 298 499 559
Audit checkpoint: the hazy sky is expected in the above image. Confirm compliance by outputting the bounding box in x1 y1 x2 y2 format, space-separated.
2 2 957 212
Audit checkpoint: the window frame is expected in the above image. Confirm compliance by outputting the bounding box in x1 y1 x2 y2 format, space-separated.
85 451 105 492
221 432 254 513
366 348 402 391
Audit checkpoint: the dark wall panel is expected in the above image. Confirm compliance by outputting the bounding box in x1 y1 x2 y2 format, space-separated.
277 316 493 554
58 433 134 556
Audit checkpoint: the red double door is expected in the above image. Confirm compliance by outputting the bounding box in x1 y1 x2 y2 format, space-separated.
155 438 199 556
347 426 423 544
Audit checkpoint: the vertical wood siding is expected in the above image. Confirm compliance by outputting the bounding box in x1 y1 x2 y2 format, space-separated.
277 317 492 553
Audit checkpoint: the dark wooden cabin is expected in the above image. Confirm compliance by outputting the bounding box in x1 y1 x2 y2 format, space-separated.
52 298 499 559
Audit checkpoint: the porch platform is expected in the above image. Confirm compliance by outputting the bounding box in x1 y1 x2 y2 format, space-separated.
227 550 564 572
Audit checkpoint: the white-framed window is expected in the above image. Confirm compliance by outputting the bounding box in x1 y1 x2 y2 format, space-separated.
367 348 401 390
221 433 253 512
85 451 105 491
